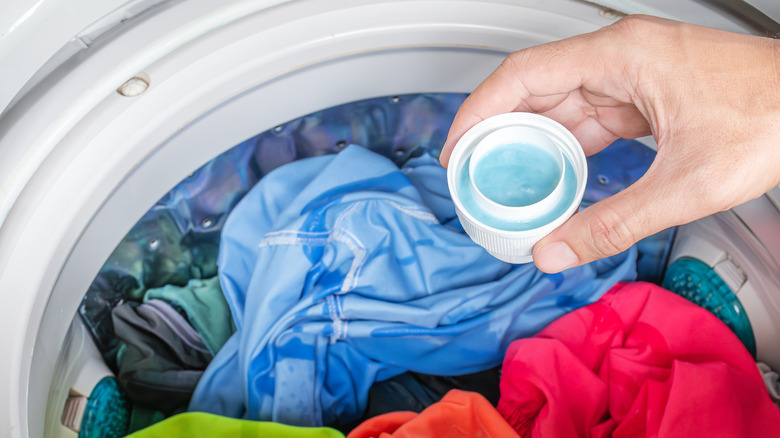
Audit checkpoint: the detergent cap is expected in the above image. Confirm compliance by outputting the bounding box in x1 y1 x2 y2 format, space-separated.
447 113 587 264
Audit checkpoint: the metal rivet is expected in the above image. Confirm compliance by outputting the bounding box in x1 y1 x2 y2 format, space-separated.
391 96 400 103
148 239 159 250
201 218 213 228
117 77 150 97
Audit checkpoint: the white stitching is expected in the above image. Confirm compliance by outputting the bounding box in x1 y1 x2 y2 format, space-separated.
385 200 438 223
336 228 366 293
326 295 342 343
251 199 433 340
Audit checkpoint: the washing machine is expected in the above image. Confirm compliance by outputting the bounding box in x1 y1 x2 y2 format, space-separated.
1 1 779 437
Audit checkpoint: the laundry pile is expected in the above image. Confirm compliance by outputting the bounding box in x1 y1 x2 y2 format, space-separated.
77 94 777 438
123 279 780 437
186 145 635 427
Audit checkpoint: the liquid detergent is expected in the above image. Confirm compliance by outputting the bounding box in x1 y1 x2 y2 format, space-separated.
456 154 577 231
447 113 586 263
471 143 561 207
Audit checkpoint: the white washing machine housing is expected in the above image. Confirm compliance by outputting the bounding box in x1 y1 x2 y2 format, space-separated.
1 1 779 437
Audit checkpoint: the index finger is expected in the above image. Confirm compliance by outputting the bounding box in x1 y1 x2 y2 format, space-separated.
439 29 613 167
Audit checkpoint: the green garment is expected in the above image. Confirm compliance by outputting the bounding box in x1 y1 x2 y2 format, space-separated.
124 412 345 438
143 277 235 354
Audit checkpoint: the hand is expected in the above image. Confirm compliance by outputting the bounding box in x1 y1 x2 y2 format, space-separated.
439 15 780 273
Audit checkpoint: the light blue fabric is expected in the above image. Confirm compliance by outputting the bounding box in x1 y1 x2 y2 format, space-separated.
189 145 637 427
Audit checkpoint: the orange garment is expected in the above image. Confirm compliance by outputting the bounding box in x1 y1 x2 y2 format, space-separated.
347 390 519 438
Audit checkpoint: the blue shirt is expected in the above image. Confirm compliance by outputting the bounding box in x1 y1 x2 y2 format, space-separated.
189 145 636 426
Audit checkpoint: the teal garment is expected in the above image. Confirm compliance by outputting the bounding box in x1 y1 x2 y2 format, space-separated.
124 412 345 438
144 277 235 354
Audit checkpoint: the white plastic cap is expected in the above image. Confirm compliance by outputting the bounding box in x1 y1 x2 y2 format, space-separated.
447 113 587 264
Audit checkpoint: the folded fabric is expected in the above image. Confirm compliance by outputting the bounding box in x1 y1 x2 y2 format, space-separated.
496 281 780 437
144 277 235 354
124 412 345 438
189 145 637 426
347 389 518 438
113 300 213 413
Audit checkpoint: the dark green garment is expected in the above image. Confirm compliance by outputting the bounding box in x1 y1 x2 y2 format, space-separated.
127 406 178 435
143 277 235 354
124 412 344 438
112 300 213 413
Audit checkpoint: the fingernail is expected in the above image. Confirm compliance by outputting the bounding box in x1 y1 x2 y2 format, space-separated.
439 149 450 167
535 241 579 273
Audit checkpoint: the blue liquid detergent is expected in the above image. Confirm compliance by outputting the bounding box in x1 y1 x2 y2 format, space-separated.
457 145 577 231
471 143 561 206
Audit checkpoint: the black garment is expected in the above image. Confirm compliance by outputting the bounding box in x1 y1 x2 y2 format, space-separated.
112 300 212 413
365 368 502 417
335 368 501 433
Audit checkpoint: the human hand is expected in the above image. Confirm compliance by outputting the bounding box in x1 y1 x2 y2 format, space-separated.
439 15 780 273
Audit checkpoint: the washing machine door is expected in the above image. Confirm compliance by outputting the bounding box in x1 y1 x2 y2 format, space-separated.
0 1 778 438
0 0 135 116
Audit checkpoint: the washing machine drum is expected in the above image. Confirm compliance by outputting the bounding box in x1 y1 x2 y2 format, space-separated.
0 1 779 437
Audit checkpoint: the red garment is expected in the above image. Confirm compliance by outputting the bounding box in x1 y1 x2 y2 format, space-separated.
497 282 780 437
348 389 519 438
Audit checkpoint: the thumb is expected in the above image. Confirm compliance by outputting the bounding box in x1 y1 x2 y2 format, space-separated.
531 176 682 273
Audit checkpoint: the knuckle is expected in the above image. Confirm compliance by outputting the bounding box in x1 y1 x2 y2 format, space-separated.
586 206 636 258
500 49 528 74
611 14 655 36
